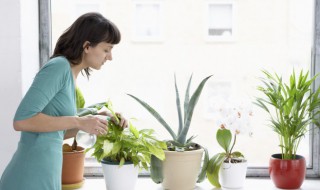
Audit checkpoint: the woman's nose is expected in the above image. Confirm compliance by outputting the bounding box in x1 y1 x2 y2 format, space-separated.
106 53 112 61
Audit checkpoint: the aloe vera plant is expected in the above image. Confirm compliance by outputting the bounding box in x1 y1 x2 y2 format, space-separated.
128 74 212 183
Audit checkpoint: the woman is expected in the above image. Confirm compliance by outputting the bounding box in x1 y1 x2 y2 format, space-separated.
0 12 127 190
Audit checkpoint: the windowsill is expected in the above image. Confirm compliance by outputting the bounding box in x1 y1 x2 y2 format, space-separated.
78 177 320 190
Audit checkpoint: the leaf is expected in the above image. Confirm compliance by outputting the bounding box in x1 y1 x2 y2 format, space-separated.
119 157 125 167
231 151 244 158
75 87 85 109
129 122 140 138
76 107 98 117
177 75 213 144
102 140 114 157
184 74 193 127
87 102 107 110
150 155 163 184
111 142 122 155
174 74 184 135
197 147 209 183
146 142 165 161
216 129 232 153
186 135 197 144
206 153 226 188
127 94 177 140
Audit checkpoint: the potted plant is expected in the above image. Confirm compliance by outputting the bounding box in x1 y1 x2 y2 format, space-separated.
255 70 320 189
206 100 253 189
62 88 105 189
86 100 167 190
128 74 212 190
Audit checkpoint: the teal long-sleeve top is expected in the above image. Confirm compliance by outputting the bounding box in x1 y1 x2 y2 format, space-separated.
0 56 76 190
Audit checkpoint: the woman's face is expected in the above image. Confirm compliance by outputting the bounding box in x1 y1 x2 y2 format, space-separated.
82 41 114 70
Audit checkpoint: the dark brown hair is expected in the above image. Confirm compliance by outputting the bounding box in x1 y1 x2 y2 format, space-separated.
51 12 121 77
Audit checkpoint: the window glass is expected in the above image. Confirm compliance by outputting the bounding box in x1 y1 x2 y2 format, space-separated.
208 4 233 37
51 0 315 174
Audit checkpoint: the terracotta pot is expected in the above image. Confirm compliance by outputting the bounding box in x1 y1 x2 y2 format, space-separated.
61 146 85 185
269 153 306 189
101 160 139 190
162 149 204 190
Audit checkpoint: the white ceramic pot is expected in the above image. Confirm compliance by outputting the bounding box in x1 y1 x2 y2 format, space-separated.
101 160 139 190
219 160 247 190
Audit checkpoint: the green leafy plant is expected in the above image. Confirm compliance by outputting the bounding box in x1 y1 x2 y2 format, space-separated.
255 70 320 159
127 74 212 183
64 87 106 151
87 100 167 170
206 101 253 188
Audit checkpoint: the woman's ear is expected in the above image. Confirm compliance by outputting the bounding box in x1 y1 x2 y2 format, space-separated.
83 41 91 52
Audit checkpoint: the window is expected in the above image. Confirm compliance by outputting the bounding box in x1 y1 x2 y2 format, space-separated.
132 1 164 42
43 0 320 177
206 1 236 41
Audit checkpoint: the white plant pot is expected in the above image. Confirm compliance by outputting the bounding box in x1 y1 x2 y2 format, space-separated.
219 160 247 190
101 160 139 190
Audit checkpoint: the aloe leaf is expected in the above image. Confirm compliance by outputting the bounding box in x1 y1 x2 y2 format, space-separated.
184 74 193 125
127 94 177 140
186 135 197 144
150 154 163 184
175 74 183 135
177 75 213 144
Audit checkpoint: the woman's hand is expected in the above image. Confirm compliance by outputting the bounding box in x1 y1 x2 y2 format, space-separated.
98 110 129 128
78 115 109 135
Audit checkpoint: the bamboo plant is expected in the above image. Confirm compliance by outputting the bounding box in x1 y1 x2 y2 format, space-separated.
127 74 212 183
255 70 320 160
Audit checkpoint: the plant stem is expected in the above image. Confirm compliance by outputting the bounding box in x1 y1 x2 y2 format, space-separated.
229 133 237 157
72 137 77 151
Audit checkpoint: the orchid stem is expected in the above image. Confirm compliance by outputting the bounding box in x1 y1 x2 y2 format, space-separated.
229 133 237 157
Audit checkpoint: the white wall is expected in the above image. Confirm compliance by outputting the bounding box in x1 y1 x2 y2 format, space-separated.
0 0 39 175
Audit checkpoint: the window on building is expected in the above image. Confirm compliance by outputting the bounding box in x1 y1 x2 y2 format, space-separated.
207 1 236 41
132 2 163 42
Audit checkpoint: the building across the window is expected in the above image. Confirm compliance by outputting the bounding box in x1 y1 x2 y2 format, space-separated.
48 0 320 178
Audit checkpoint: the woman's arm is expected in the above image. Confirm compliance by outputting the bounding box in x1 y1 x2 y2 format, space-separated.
13 113 108 135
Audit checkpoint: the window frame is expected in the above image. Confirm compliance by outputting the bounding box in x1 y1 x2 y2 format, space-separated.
39 0 320 178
